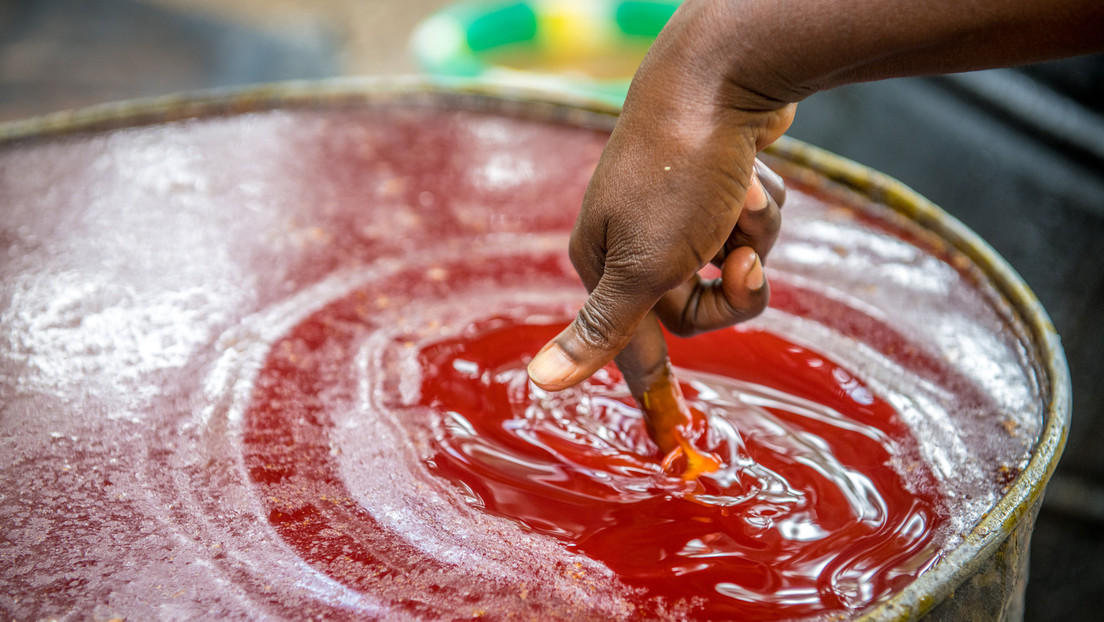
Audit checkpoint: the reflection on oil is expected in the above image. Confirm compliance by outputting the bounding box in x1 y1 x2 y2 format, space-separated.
421 318 942 620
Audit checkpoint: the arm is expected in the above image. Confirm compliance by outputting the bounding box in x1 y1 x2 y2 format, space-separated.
527 0 1104 418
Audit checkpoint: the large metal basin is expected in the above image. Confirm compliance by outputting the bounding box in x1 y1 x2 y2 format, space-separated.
0 80 1069 621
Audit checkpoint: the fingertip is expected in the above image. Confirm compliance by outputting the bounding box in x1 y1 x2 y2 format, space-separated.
527 341 580 390
744 170 769 212
721 246 757 279
720 246 768 305
745 252 764 290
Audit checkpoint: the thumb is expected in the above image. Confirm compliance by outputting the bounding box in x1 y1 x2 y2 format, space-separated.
528 277 655 391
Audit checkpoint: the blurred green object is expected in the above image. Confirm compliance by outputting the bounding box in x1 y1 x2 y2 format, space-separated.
411 0 680 100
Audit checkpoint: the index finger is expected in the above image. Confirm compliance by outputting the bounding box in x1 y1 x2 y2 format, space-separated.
527 268 664 391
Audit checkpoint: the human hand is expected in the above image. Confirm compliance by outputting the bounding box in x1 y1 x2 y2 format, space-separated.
526 91 793 403
525 0 1102 451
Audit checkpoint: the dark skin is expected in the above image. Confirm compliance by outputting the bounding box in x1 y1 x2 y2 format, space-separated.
527 0 1104 456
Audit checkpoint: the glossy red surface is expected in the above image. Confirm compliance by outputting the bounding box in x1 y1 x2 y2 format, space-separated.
0 99 1042 621
240 262 943 620
422 320 942 620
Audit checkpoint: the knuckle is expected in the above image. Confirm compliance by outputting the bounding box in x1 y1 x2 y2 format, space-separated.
568 235 604 287
606 256 677 299
574 301 633 351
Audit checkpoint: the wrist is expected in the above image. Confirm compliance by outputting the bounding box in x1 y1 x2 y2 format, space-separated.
636 1 809 108
622 1 801 151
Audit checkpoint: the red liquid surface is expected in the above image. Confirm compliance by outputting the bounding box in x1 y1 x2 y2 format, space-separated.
243 282 944 620
421 321 943 620
2 105 1039 621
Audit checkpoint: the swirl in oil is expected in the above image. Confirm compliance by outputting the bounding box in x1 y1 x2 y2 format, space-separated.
419 317 942 620
185 233 955 622
229 236 948 621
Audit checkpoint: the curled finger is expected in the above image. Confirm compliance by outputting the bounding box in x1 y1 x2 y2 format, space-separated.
655 245 769 337
711 163 784 267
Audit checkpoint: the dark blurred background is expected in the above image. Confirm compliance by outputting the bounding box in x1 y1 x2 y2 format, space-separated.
1 1 1101 619
790 56 1104 622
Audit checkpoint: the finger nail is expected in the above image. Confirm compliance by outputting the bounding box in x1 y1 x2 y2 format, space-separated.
746 173 769 212
745 253 765 289
528 343 577 388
